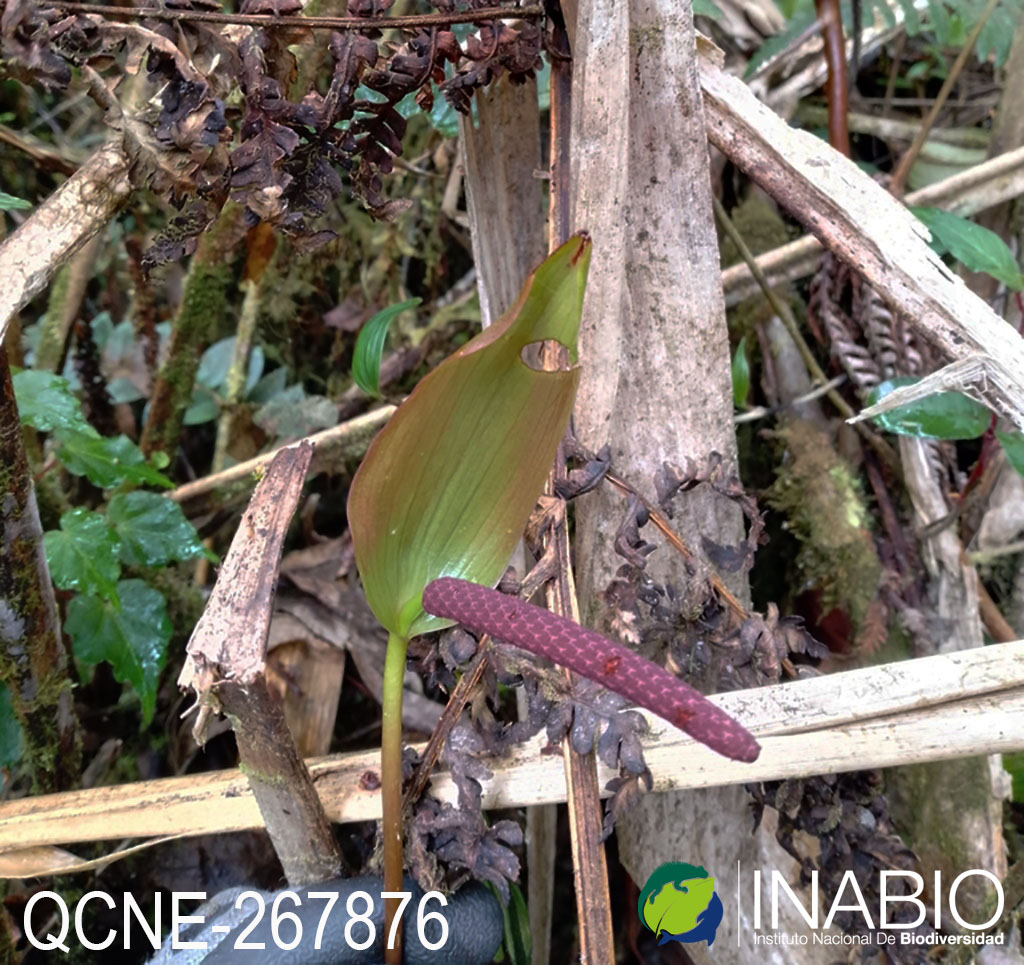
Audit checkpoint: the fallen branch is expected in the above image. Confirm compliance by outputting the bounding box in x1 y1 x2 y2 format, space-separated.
0 142 131 349
699 42 1024 430
1 640 1021 859
721 143 1024 306
179 440 344 886
169 405 395 517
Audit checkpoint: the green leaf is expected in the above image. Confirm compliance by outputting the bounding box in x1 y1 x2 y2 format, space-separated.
1005 752 1024 802
731 338 750 407
497 882 531 965
196 336 237 390
745 7 816 77
348 234 591 638
184 385 220 426
247 366 289 404
246 345 266 394
56 432 173 489
352 299 421 397
693 0 724 17
889 0 921 33
0 191 31 211
429 90 461 139
0 682 23 769
44 509 121 600
107 376 148 405
997 430 1024 477
66 580 171 725
107 492 208 567
866 377 991 439
977 2 1019 68
858 0 897 31
910 206 1024 290
11 370 98 437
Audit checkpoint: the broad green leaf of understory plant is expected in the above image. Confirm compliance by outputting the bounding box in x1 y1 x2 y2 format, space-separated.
56 433 173 489
12 370 98 437
44 509 121 601
348 233 591 638
1005 753 1024 802
66 580 171 726
496 882 531 965
0 191 31 211
997 430 1024 478
352 298 421 397
911 206 1024 291
693 0 725 18
107 491 211 567
866 377 991 439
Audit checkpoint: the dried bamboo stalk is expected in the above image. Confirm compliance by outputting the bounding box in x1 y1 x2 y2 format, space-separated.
1 641 1020 860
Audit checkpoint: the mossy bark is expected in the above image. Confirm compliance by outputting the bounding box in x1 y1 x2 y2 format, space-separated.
34 234 103 374
0 348 81 792
887 758 1006 925
768 419 883 634
34 261 72 372
140 206 244 460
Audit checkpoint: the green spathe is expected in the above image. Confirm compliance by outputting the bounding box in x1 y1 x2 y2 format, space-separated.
348 233 591 638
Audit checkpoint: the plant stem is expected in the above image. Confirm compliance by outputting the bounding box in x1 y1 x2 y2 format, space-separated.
888 0 1002 196
381 630 409 965
711 194 902 477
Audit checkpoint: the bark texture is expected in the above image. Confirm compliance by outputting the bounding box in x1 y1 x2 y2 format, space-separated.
178 441 343 886
0 349 81 792
567 2 814 959
460 77 546 326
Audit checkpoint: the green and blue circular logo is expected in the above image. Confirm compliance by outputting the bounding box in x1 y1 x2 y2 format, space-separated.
638 862 723 948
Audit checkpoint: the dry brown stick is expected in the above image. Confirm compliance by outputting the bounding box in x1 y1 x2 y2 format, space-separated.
51 2 543 30
977 581 1018 643
889 0 1002 195
603 470 748 621
0 141 131 349
0 125 80 175
178 440 344 886
35 234 103 375
795 105 991 148
401 643 489 812
813 0 850 157
169 405 395 517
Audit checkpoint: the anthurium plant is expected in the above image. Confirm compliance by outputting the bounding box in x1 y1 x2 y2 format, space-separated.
347 232 759 957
